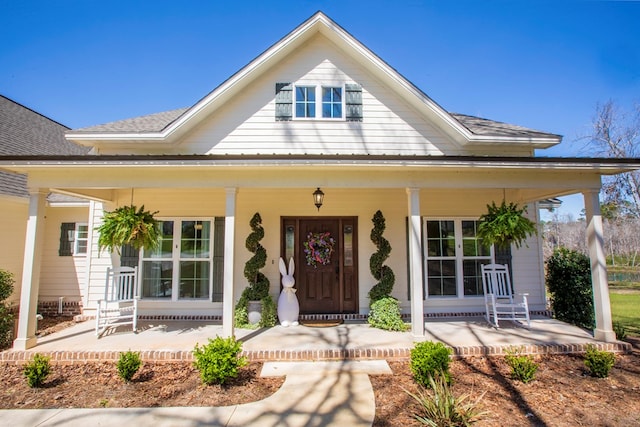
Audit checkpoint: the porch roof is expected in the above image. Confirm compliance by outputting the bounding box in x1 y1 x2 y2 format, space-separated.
0 154 639 175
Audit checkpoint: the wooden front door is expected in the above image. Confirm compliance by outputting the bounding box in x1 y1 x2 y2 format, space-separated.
282 217 358 314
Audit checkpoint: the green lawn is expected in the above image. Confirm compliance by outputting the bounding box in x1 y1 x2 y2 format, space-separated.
610 292 640 336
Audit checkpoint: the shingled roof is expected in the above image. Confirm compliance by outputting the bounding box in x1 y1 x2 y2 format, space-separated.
71 106 558 140
72 108 189 134
0 95 89 198
450 114 561 139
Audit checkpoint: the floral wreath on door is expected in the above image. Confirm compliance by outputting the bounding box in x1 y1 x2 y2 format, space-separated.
303 232 335 268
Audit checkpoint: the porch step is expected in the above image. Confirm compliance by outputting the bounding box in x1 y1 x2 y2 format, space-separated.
260 360 392 377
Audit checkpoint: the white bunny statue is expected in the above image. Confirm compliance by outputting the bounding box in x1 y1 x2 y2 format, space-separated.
277 257 299 327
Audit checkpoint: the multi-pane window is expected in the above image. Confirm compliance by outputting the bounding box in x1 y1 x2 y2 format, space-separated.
322 87 342 118
295 86 316 118
141 219 213 300
461 221 491 295
426 220 456 296
74 223 88 255
294 85 343 119
424 219 493 298
179 221 211 299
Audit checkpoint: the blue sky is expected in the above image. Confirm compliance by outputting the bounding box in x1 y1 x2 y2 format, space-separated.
2 1 639 217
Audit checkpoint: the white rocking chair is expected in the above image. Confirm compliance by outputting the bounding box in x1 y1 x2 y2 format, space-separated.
95 266 139 336
481 263 530 328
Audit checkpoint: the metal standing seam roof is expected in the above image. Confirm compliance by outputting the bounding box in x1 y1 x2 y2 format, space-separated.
0 95 90 199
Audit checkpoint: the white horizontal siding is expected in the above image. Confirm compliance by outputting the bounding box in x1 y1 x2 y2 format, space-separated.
0 200 27 304
38 206 89 302
511 206 547 310
153 35 468 157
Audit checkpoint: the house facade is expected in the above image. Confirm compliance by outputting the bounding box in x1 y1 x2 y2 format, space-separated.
2 12 636 350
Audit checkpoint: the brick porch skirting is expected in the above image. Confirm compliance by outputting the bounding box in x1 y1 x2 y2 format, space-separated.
1 341 631 364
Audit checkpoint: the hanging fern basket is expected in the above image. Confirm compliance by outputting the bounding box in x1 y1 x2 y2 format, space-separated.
477 201 537 249
97 205 161 253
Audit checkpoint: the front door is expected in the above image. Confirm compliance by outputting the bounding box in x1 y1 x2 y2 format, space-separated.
282 217 358 314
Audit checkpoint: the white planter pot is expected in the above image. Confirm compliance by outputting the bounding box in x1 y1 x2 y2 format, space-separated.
247 300 262 325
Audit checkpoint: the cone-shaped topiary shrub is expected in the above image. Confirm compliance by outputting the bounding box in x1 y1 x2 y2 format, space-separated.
235 213 276 328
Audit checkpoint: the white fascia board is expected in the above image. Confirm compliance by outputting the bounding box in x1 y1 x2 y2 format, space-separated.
317 17 560 147
154 14 324 142
66 16 322 145
316 18 472 145
1 157 637 174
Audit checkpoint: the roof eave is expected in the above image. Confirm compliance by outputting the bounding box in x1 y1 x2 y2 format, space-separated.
1 155 639 175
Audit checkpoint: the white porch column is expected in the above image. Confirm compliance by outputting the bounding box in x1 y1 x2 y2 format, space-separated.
583 190 616 342
222 188 237 338
407 188 425 337
14 190 48 350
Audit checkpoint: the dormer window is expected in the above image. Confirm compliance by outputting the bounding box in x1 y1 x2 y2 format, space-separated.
295 86 317 118
322 87 342 118
294 86 343 119
276 82 362 122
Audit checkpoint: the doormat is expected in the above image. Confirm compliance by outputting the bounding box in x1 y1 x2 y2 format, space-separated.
300 319 344 328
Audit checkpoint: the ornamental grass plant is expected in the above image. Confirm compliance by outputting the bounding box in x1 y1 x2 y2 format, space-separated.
406 373 487 426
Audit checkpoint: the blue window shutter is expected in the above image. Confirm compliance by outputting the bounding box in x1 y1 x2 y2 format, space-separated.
275 83 292 121
345 84 363 122
59 222 75 256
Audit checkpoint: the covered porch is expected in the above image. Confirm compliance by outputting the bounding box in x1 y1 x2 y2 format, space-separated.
1 316 630 363
3 155 636 350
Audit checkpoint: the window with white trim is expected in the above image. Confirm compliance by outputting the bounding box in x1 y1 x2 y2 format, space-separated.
140 219 213 300
276 82 361 121
322 87 342 118
74 223 89 255
294 85 343 119
295 86 316 118
424 218 493 297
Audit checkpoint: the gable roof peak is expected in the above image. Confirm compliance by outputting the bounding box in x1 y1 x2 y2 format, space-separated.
65 12 561 149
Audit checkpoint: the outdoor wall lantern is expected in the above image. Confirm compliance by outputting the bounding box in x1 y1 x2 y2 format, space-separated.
313 187 325 211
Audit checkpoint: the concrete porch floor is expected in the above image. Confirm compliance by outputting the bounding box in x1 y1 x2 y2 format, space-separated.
1 316 630 362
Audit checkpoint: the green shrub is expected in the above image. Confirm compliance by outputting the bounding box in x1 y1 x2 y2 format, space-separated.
410 341 452 387
193 336 247 385
613 322 627 341
368 297 407 331
504 347 538 383
0 270 14 301
117 350 142 382
0 270 15 349
234 294 277 329
584 345 615 378
23 353 51 388
259 295 277 328
546 248 595 329
406 374 487 426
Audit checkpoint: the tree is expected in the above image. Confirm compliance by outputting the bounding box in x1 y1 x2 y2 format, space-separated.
585 100 640 218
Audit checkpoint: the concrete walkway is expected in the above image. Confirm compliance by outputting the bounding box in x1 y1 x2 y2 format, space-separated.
0 360 390 427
